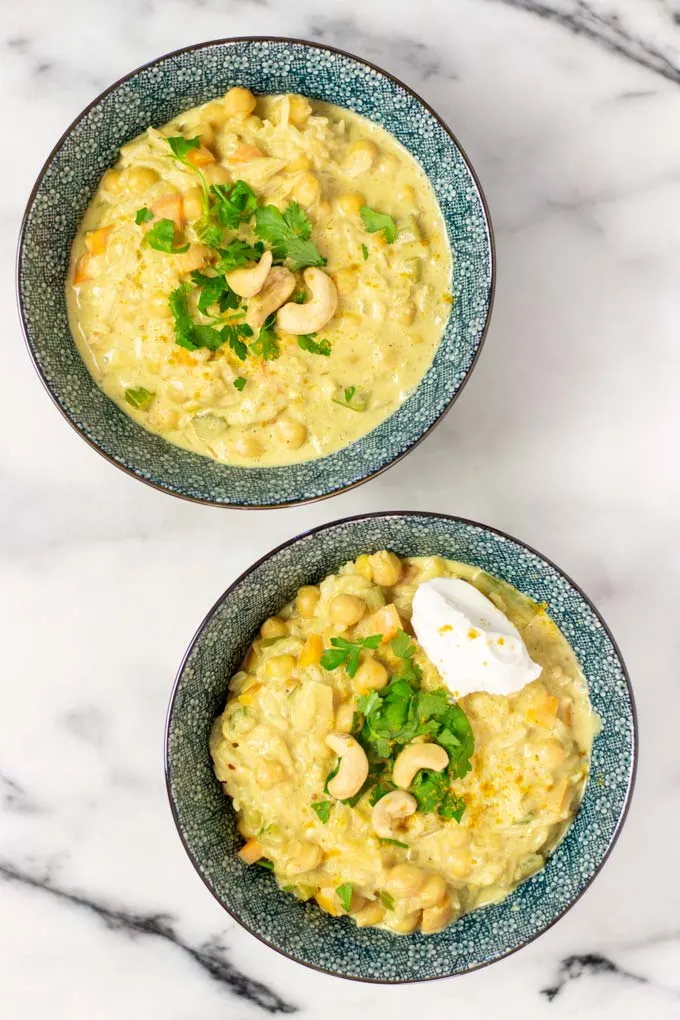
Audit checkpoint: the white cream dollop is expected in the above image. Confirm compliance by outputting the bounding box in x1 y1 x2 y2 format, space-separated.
411 578 542 697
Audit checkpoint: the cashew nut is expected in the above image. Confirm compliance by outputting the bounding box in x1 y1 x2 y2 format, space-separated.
392 743 449 790
421 894 456 934
277 267 337 334
246 266 296 330
371 790 417 839
226 250 273 297
284 840 323 875
325 732 369 800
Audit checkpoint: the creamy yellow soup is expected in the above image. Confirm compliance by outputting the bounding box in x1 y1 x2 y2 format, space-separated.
67 88 452 466
210 553 598 936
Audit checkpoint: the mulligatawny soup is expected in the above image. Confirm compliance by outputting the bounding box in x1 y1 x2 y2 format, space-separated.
210 552 598 936
67 87 452 466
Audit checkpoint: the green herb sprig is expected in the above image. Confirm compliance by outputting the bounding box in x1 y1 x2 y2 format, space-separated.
320 634 383 678
360 206 398 244
254 202 327 270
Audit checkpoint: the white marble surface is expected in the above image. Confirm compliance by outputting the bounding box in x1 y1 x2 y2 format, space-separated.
2 0 679 1016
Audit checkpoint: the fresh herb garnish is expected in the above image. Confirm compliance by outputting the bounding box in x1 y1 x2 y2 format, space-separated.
380 837 408 848
361 243 369 260
379 890 395 911
297 334 331 357
292 290 307 303
214 239 265 274
332 386 368 412
135 206 154 225
311 800 332 824
124 386 154 410
335 883 353 912
145 218 189 254
169 283 251 354
256 858 275 870
210 180 258 229
360 206 398 244
254 202 327 270
324 760 340 795
190 270 239 315
320 634 383 678
233 376 247 391
250 312 280 361
222 323 253 360
166 135 201 164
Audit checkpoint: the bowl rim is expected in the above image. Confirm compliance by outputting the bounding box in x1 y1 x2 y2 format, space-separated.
16 35 496 510
164 509 638 982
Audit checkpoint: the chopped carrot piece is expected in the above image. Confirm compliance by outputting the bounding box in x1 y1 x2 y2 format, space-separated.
366 604 403 643
238 838 264 864
84 224 114 255
151 193 183 229
238 683 263 707
528 694 559 729
186 144 216 167
299 634 323 668
228 143 264 163
73 255 92 285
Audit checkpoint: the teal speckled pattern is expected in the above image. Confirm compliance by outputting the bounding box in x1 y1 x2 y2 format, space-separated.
18 38 493 507
165 512 636 982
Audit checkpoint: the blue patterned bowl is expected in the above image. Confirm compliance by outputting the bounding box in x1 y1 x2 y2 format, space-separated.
165 511 637 981
17 38 494 508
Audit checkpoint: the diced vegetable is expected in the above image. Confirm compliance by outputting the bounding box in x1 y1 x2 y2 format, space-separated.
238 838 264 864
151 193 184 229
299 633 323 667
186 144 216 167
124 386 155 410
366 604 403 643
84 224 114 255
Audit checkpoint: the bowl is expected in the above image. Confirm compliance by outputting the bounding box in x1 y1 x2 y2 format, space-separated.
18 37 494 508
165 511 637 981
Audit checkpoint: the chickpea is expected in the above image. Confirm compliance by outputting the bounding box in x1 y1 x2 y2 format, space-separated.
265 654 296 682
288 94 312 125
194 121 215 147
183 187 204 221
122 166 159 195
166 381 188 405
287 153 312 173
352 657 388 695
293 172 321 207
201 101 227 126
535 739 566 770
448 847 473 879
256 758 287 790
337 191 365 217
335 702 356 733
385 864 425 898
203 163 231 185
295 585 320 618
417 874 448 909
261 616 287 640
389 911 421 934
101 168 124 195
368 551 402 587
353 901 386 927
343 139 379 175
330 594 366 627
223 86 257 117
397 184 416 206
392 302 416 327
277 419 308 449
233 434 262 458
421 895 455 934
243 114 262 131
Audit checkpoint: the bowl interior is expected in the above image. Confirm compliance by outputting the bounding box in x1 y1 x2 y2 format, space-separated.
18 38 493 507
166 512 636 981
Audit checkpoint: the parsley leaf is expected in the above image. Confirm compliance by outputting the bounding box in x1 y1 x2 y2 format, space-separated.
124 387 154 410
332 386 368 412
311 800 332 824
254 202 327 270
222 323 253 361
391 629 423 684
320 634 383 678
233 376 247 391
410 768 449 813
169 285 196 349
145 218 189 254
166 135 201 164
360 206 398 244
439 790 467 822
292 290 307 303
135 206 154 225
190 271 239 315
250 313 280 361
211 180 258 229
335 883 353 912
324 761 340 795
297 334 331 357
169 284 249 354
214 239 265 274
189 324 226 352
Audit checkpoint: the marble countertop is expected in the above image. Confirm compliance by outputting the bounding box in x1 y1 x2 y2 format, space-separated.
2 0 679 1016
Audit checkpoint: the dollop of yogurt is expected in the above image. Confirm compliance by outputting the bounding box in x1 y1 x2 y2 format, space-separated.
411 578 542 697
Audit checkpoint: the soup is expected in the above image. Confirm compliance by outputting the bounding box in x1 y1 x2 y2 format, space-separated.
67 89 452 466
210 552 598 935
